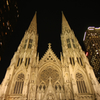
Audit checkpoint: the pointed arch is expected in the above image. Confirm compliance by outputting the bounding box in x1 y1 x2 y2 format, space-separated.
54 81 62 91
13 73 25 94
76 72 87 94
37 64 61 86
38 81 47 91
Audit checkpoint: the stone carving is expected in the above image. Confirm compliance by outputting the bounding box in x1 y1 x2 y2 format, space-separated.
1 12 100 100
65 84 73 100
40 68 59 85
47 93 54 100
89 74 95 85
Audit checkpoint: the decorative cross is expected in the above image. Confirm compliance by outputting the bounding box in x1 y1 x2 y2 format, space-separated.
48 77 52 85
48 43 51 49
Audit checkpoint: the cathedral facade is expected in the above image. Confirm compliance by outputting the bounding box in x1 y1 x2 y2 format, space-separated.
0 12 100 100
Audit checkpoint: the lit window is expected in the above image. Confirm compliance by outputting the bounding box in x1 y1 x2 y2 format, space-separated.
6 0 9 5
7 21 10 26
17 15 19 17
93 44 95 46
97 52 99 54
8 27 10 30
5 32 7 35
0 42 2 45
3 22 5 26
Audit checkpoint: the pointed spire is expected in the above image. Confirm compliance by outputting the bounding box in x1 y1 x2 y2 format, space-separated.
27 11 37 33
62 11 71 34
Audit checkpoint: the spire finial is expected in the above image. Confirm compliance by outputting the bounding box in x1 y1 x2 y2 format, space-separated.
61 11 63 14
35 11 37 14
27 12 37 33
62 12 71 34
48 43 51 49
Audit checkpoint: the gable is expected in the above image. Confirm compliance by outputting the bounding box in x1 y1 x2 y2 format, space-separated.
38 43 61 68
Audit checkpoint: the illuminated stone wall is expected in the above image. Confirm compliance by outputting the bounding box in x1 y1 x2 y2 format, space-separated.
0 12 100 100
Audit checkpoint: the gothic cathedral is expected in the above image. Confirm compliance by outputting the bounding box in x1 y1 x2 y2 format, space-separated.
0 12 100 100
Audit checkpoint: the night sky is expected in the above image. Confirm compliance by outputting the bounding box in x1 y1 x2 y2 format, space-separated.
0 1 100 84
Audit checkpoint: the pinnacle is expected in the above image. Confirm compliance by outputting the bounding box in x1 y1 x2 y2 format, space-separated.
48 43 51 49
27 12 37 33
62 12 71 33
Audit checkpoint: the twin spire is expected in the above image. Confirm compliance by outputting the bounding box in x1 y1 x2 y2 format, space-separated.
27 12 37 33
27 12 71 34
61 12 71 33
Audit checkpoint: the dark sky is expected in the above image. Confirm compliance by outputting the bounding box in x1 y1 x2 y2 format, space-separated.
0 1 100 84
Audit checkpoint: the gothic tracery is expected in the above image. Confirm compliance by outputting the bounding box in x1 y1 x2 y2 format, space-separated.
0 12 100 100
39 68 59 86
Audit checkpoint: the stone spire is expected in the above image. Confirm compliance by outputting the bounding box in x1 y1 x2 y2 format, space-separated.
27 12 37 33
62 11 71 34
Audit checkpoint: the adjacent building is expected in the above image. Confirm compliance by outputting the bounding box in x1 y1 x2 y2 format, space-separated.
0 0 19 61
0 12 100 100
83 27 100 82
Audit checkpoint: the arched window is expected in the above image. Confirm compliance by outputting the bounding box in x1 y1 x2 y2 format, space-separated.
55 82 62 91
69 57 75 65
38 82 46 91
28 39 33 49
13 73 25 94
17 58 23 66
67 38 71 48
76 73 87 94
23 39 27 49
72 39 76 48
25 58 30 66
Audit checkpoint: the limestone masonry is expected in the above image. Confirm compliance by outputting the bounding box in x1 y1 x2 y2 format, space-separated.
0 12 100 100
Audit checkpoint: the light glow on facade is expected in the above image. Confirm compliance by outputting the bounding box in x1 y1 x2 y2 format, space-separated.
83 32 86 41
88 26 95 30
86 52 89 56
